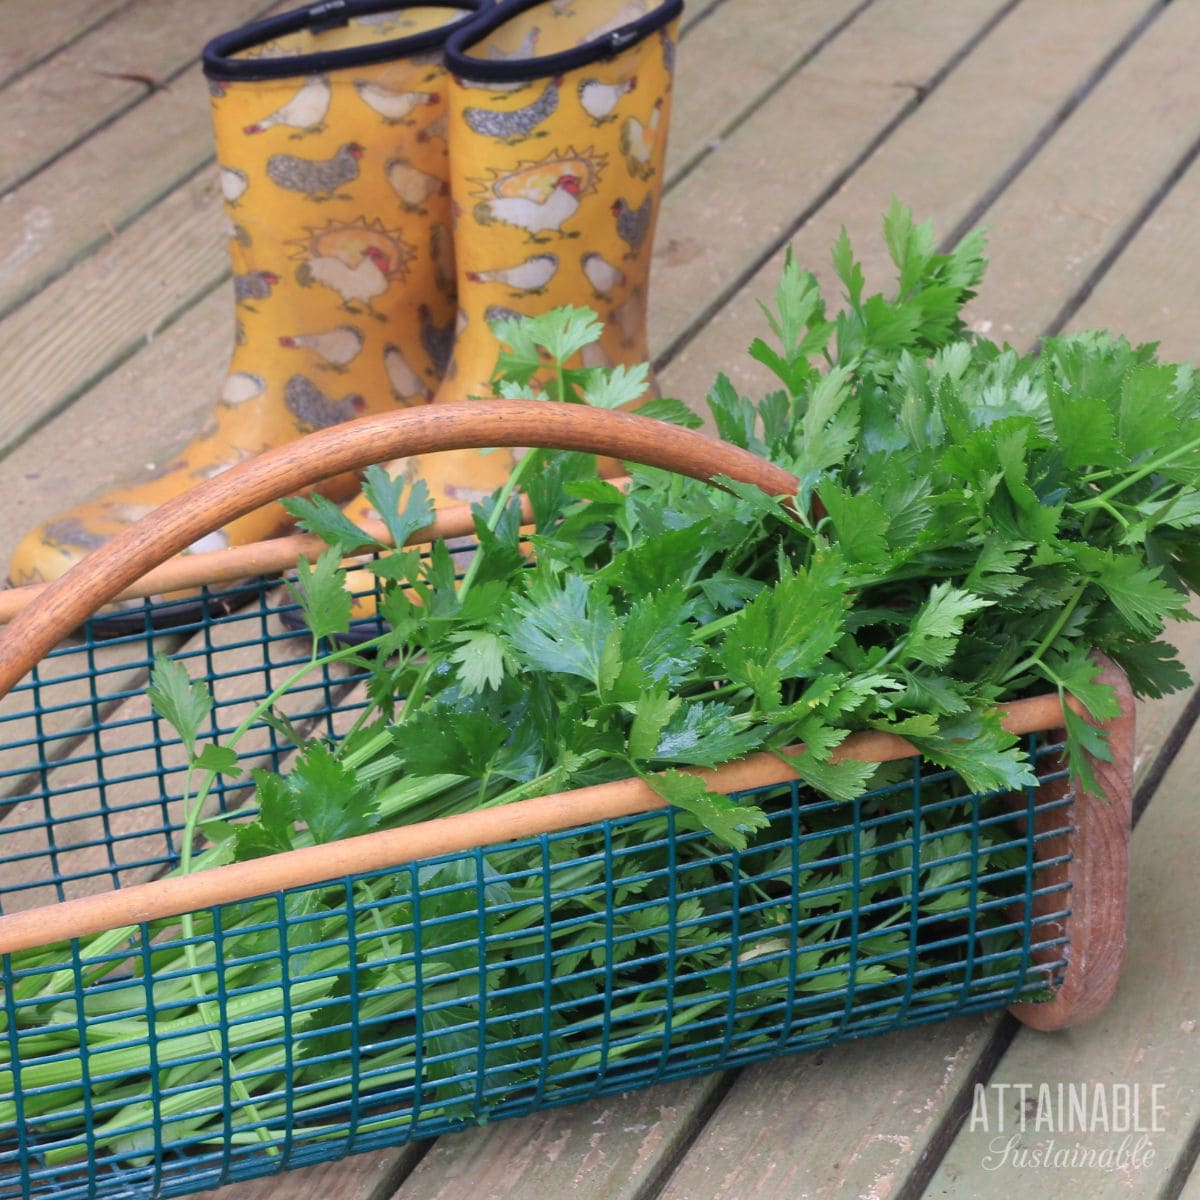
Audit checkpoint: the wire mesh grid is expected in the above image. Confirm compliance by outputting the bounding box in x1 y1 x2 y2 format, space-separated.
1 573 1074 1199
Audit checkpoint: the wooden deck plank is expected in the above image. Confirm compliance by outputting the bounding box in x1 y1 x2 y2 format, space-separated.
656 1018 994 1200
0 0 275 195
0 0 854 453
0 633 162 805
0 0 130 87
0 49 240 330
1061 140 1200 364
0 601 362 911
663 0 870 187
959 0 1200 347
0 286 231 572
395 1076 723 1200
0 0 303 323
199 1147 426 1200
648 0 1012 364
924 730 1200 1197
657 0 1166 401
0 167 227 457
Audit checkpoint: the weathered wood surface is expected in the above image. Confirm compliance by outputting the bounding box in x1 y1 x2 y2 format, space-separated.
0 0 129 87
395 1075 723 1200
0 0 290 320
660 0 1170 398
3 0 1200 1195
960 0 1200 346
0 0 276 194
199 1147 426 1200
925 724 1200 1198
0 168 228 455
0 633 160 804
0 598 365 911
656 1018 995 1200
649 0 1014 361
0 286 231 570
1062 130 1200 362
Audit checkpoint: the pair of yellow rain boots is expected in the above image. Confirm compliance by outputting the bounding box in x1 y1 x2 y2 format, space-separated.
9 0 683 619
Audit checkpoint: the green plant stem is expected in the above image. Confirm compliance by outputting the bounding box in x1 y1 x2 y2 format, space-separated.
1001 579 1088 683
174 763 274 1149
178 632 393 854
457 447 542 603
1073 432 1200 511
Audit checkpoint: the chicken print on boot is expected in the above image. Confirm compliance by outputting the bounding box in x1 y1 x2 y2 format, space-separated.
41 518 108 556
621 98 663 180
284 375 366 432
386 157 449 211
233 269 278 308
220 371 266 407
613 196 652 258
484 304 524 328
579 76 636 124
355 81 438 124
464 79 561 143
220 166 248 205
244 75 331 136
466 253 560 296
296 243 395 320
267 142 364 200
419 304 455 375
278 325 364 372
385 344 434 405
474 174 582 241
582 252 626 299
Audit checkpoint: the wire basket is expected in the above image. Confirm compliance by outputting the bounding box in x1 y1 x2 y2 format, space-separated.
0 404 1134 1200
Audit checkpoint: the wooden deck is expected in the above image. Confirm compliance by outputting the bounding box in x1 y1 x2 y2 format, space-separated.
3 0 1200 1196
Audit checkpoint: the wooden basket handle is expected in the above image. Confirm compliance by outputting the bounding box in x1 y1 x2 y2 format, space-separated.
0 401 798 700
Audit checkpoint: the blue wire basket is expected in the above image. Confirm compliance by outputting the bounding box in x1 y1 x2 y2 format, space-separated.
0 406 1135 1199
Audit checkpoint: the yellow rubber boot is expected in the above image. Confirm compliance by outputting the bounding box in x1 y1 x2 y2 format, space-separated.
8 1 482 596
339 0 682 530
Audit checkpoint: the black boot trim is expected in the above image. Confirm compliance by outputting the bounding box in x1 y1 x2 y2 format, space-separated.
444 0 683 84
204 0 483 82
